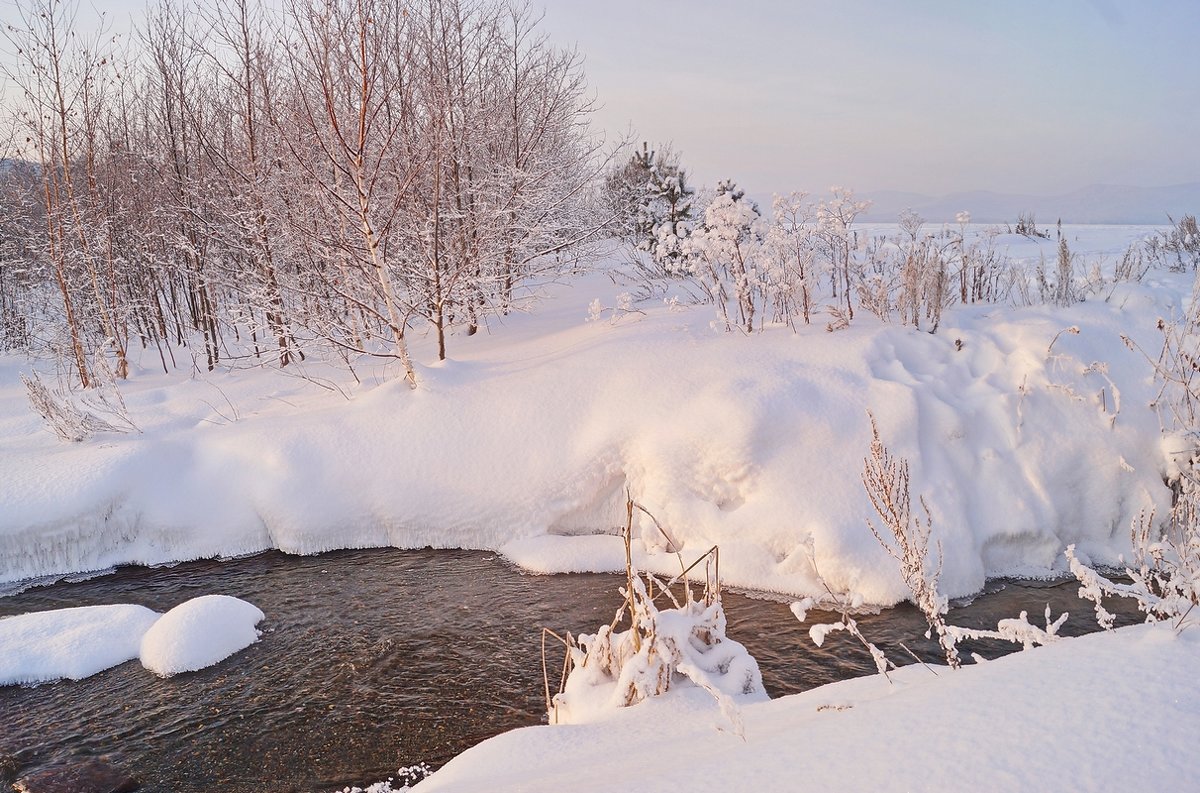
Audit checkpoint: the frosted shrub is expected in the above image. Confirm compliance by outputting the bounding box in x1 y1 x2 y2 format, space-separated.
1113 245 1152 283
896 234 951 331
548 499 766 734
586 293 641 324
22 370 138 442
607 142 695 275
682 180 764 332
1014 212 1049 239
760 192 817 326
1141 214 1200 272
861 413 960 669
553 576 765 733
816 187 871 321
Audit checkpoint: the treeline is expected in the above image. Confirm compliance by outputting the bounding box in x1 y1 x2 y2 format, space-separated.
607 144 1197 335
0 0 607 387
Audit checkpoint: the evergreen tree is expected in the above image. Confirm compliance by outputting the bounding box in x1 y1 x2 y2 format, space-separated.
604 142 694 273
604 142 655 241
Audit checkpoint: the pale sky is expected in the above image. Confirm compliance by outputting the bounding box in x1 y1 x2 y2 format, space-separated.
537 0 1200 197
4 0 1197 197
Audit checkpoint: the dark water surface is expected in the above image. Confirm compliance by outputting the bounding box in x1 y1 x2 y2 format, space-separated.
0 548 1142 792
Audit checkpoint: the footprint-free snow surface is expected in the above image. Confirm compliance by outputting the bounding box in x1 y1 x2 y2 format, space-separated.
0 227 1183 604
417 622 1200 793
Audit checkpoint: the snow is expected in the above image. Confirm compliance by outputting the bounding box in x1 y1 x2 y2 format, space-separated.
140 595 264 677
0 603 159 685
0 226 1184 605
415 622 1200 792
0 595 264 685
3 226 1197 790
551 578 767 730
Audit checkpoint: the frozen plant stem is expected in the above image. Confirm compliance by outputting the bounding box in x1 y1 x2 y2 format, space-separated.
793 543 896 682
861 411 960 669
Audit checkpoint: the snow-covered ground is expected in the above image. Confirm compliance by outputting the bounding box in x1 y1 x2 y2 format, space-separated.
415 621 1200 792
0 225 1185 605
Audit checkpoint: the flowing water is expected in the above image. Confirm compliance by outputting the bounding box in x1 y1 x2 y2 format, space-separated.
0 548 1142 792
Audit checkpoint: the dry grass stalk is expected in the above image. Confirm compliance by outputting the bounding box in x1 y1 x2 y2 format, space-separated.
22 370 138 442
861 411 960 669
792 543 896 682
541 627 574 721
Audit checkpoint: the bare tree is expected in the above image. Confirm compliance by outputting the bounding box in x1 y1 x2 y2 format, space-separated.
283 0 421 386
4 0 122 385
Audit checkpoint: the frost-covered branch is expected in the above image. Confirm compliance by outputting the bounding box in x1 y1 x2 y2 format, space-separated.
861 411 960 669
943 606 1068 651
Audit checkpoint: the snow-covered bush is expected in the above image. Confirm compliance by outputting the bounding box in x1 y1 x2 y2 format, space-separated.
816 187 871 321
682 180 765 332
759 192 818 326
607 142 696 276
548 500 766 733
1140 214 1200 272
895 232 951 330
552 576 766 733
1014 212 1050 239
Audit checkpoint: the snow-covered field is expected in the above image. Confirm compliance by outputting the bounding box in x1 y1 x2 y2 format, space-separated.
0 225 1186 605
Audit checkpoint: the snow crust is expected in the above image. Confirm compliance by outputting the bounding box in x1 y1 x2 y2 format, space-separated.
416 623 1200 792
0 603 159 685
140 595 264 676
0 227 1181 604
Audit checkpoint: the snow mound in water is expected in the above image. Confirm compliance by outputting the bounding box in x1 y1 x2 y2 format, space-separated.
139 595 264 676
0 604 160 685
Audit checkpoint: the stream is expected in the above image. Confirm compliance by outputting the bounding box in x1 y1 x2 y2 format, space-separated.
0 547 1142 792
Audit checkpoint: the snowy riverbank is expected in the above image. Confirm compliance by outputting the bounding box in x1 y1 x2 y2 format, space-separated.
0 226 1187 604
415 620 1199 792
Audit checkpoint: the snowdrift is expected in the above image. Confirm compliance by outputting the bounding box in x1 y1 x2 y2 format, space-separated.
0 228 1183 604
415 622 1200 792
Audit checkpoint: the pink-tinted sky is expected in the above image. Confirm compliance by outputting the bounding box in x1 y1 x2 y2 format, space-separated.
538 0 1200 197
3 0 1196 197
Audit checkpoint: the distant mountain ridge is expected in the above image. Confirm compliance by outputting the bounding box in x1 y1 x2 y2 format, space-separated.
861 183 1200 225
